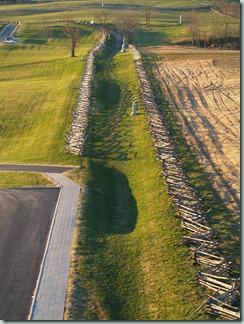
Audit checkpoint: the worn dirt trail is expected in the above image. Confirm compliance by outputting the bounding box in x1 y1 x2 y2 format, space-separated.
149 47 240 221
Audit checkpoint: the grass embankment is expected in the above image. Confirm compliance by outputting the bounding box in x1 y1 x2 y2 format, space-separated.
141 52 240 274
0 171 55 187
0 23 101 166
65 45 211 320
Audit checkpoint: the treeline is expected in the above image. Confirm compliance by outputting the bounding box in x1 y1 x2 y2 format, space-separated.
213 0 240 19
184 3 240 50
0 0 27 3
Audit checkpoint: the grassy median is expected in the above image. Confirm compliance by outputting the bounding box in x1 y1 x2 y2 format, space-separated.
0 23 101 166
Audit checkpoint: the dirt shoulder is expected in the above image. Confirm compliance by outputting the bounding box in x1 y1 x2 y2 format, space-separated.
146 46 240 220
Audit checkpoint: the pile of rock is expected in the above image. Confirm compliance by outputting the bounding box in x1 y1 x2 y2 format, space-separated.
65 35 106 155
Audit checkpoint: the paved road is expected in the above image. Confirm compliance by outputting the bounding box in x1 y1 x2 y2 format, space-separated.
0 24 18 43
0 165 80 320
0 164 74 173
0 187 60 320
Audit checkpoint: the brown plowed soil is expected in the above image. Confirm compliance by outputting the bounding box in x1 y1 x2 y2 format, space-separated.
146 46 240 224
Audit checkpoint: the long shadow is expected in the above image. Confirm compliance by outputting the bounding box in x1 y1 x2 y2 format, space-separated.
80 161 138 319
83 57 133 162
83 160 138 236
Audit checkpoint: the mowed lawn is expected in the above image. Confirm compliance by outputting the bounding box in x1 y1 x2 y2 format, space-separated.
0 0 213 22
0 23 101 165
64 47 211 320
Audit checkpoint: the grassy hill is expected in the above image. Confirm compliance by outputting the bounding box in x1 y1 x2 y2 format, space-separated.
0 23 101 165
0 0 240 319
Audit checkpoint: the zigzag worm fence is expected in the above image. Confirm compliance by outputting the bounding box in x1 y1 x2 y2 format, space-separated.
129 44 239 320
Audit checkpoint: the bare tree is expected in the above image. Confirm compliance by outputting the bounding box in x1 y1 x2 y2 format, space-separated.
96 9 114 37
116 10 139 43
65 22 80 57
187 10 200 46
229 1 240 18
142 3 153 25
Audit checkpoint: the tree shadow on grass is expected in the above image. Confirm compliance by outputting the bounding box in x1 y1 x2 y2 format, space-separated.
78 161 139 319
83 160 137 236
84 79 133 162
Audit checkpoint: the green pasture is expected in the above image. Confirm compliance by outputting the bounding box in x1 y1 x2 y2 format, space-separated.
0 1 240 318
0 0 239 48
65 44 211 320
0 171 55 187
134 9 239 46
0 0 214 22
0 23 102 165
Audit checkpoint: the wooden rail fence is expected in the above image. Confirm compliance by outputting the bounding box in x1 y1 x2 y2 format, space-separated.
129 44 240 320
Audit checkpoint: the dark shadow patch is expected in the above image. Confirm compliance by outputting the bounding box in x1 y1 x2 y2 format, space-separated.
83 161 137 236
75 161 139 320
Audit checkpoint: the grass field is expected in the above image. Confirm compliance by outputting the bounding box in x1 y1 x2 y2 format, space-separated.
0 0 240 319
63 44 212 320
0 23 102 165
0 171 55 187
0 0 214 22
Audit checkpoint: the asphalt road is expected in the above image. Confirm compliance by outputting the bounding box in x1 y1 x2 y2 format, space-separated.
0 164 74 173
0 187 60 320
0 24 18 44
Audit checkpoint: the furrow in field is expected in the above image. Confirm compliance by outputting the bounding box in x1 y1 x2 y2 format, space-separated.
157 56 240 218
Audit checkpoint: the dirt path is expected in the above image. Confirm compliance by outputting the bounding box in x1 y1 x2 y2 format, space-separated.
150 47 240 220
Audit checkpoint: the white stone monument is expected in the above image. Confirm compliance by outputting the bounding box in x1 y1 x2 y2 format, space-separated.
131 95 137 115
132 101 137 115
121 36 126 52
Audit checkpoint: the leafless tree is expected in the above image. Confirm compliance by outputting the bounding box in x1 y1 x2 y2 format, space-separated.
96 9 114 37
65 22 80 57
187 10 200 46
116 10 140 43
229 1 240 18
142 3 153 25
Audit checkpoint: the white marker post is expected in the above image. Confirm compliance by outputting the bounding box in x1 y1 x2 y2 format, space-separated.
131 95 137 115
121 35 126 52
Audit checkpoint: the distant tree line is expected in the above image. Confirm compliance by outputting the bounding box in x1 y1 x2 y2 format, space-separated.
186 1 240 49
0 0 26 3
213 0 240 19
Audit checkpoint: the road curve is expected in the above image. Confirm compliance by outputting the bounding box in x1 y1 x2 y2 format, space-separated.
0 164 81 320
0 24 18 44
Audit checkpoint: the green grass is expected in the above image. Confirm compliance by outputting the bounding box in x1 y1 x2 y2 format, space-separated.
65 44 212 320
0 0 239 48
0 0 214 22
0 171 55 187
0 23 102 165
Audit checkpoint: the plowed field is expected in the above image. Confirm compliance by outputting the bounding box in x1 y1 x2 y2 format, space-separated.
148 47 240 220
